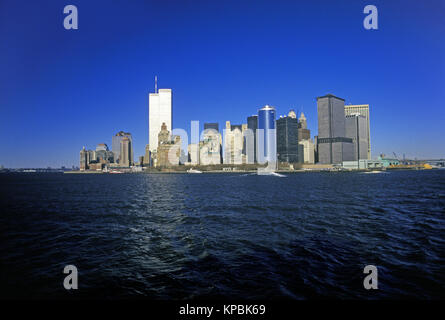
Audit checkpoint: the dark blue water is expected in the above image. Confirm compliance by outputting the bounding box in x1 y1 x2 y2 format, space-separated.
1 170 444 299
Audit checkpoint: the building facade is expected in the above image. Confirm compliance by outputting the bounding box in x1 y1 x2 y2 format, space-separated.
345 114 368 161
119 137 132 167
247 115 258 163
317 94 354 164
224 121 244 164
156 122 180 167
188 143 199 165
299 139 315 164
204 123 219 132
80 147 88 170
344 104 371 159
149 88 172 155
276 116 299 163
298 112 311 142
200 128 222 165
112 131 133 164
258 105 276 164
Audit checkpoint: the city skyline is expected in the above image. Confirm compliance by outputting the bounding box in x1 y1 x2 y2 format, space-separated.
1 0 444 168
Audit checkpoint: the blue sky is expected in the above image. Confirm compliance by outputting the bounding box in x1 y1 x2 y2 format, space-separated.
0 0 444 167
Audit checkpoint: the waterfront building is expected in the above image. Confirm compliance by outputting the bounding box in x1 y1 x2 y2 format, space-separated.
143 144 151 166
156 123 180 167
200 127 222 165
298 112 311 142
224 121 244 164
345 114 368 161
377 155 400 167
276 115 299 163
345 104 371 159
87 150 96 164
80 147 88 170
188 143 199 165
149 85 172 155
257 105 277 164
247 115 258 163
299 139 315 164
316 94 354 164
95 143 114 163
96 143 109 152
112 131 133 164
342 159 384 170
119 136 132 167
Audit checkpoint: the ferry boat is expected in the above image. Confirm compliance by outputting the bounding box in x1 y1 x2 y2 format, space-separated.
187 168 202 174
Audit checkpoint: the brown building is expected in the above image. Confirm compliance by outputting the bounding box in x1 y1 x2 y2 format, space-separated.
119 137 132 167
298 112 311 142
156 123 180 167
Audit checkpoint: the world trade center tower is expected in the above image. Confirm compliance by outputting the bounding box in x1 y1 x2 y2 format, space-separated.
149 78 172 154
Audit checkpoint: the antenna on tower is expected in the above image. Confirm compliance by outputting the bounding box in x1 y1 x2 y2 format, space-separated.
155 75 158 93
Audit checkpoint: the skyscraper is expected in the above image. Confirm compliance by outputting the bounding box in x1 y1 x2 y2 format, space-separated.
112 131 133 164
224 121 244 164
316 94 354 164
277 115 299 163
247 115 258 163
80 147 88 170
149 82 172 155
200 128 222 165
204 123 219 132
297 112 311 142
157 123 180 167
344 104 371 159
119 137 132 167
258 105 276 164
345 114 368 161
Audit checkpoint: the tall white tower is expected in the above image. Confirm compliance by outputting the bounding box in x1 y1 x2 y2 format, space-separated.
149 77 172 154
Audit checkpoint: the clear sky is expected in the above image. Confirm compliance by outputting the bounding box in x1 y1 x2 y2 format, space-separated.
1 0 444 168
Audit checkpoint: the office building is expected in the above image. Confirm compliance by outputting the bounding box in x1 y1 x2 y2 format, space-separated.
156 122 180 167
345 114 368 161
143 144 151 166
188 143 199 165
316 94 354 164
96 143 114 163
80 147 88 170
149 82 172 155
298 112 311 142
119 137 132 167
344 104 371 159
276 115 299 163
87 150 96 164
199 127 222 165
204 123 219 132
247 115 258 163
112 131 133 164
288 109 297 119
299 139 315 164
224 121 244 164
258 105 276 164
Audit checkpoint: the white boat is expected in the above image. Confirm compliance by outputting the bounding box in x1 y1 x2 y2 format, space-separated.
109 170 123 174
187 168 202 174
257 169 286 177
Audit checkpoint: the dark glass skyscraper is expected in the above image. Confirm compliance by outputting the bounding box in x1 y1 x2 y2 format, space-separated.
258 105 276 164
204 122 219 132
277 116 299 163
